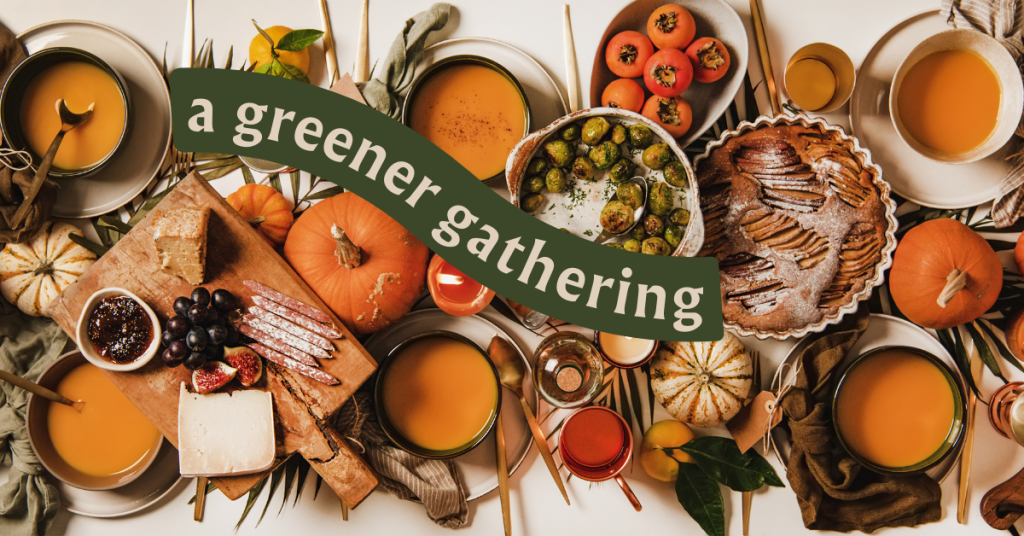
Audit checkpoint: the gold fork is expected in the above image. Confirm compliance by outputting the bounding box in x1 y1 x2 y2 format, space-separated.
742 350 762 536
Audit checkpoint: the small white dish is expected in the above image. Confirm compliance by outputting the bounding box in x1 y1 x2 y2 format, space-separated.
889 28 1023 164
75 287 161 372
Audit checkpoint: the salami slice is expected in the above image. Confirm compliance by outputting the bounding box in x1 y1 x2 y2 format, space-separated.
243 280 334 324
252 296 344 339
243 315 332 359
238 324 320 367
246 343 339 386
249 306 334 351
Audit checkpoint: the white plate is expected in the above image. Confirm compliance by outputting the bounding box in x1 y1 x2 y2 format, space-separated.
363 308 539 501
779 313 964 483
849 10 1008 208
18 20 172 218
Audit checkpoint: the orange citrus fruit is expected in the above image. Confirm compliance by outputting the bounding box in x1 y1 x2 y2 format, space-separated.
249 25 310 75
639 420 695 482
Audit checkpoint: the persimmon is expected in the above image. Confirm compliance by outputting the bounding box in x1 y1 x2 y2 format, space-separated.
644 48 693 97
605 31 654 79
642 95 692 138
601 78 645 112
686 37 731 83
647 5 696 50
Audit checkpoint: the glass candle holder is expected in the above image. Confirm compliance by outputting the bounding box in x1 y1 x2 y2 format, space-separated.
594 331 657 369
427 255 494 317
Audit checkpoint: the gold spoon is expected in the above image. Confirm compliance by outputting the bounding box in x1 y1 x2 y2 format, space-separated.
9 99 95 229
0 369 84 412
488 336 571 506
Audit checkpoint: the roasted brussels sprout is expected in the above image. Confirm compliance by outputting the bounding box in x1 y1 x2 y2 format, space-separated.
560 124 582 141
669 207 691 226
610 124 627 145
629 124 654 148
525 176 545 193
589 141 622 170
630 225 647 241
521 193 544 212
642 143 672 170
543 139 574 167
582 117 611 145
649 182 674 216
663 160 688 188
606 243 625 250
664 224 683 249
642 237 671 256
527 157 548 176
643 213 665 237
546 168 567 193
600 200 634 234
623 238 642 253
572 156 597 181
616 182 644 210
608 158 636 183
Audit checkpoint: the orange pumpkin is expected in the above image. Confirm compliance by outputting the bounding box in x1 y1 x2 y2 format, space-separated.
1007 308 1024 361
890 218 1003 330
1015 232 1023 275
283 192 428 336
226 184 294 246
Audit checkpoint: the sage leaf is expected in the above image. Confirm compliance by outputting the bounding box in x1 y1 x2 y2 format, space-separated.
276 29 324 52
680 436 784 491
675 463 725 536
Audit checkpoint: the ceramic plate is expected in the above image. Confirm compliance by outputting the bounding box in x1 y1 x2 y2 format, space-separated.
590 0 749 149
779 314 964 483
18 20 172 218
363 308 539 501
849 10 1007 208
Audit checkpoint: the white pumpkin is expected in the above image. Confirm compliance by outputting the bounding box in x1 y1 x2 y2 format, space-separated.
651 332 752 427
0 222 96 317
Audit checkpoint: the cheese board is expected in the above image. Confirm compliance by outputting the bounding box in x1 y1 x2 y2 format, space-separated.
48 173 379 506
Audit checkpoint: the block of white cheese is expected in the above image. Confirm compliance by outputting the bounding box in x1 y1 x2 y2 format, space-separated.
177 383 275 476
152 207 209 285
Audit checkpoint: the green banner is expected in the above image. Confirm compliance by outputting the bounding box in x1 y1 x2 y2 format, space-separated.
169 69 722 341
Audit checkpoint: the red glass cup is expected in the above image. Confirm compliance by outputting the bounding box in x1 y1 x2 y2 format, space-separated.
558 406 642 511
427 255 494 317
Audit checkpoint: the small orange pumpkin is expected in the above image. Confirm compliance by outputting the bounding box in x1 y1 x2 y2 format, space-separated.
1015 232 1023 275
1007 308 1024 361
283 192 428 336
226 184 294 246
890 218 1003 330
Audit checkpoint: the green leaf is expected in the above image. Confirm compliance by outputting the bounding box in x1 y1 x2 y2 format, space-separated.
951 327 983 399
275 29 324 52
290 170 301 202
275 60 310 84
254 62 273 75
201 163 241 181
97 215 133 235
268 173 283 193
187 480 217 504
234 477 267 530
242 165 255 185
978 320 1024 374
193 156 238 171
302 185 344 201
675 463 725 536
68 234 109 257
312 473 323 499
293 461 311 506
279 457 300 515
256 466 284 526
680 436 784 491
965 321 1006 381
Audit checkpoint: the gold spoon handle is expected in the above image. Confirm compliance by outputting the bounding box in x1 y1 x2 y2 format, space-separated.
518 394 570 505
0 368 77 408
495 412 511 536
9 129 66 229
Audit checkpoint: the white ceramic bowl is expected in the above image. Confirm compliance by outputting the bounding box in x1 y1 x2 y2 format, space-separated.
890 28 1024 164
75 288 161 371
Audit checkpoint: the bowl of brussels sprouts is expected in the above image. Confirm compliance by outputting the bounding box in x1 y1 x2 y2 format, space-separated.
506 107 703 257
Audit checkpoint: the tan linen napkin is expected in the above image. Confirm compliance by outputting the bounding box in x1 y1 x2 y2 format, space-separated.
779 309 943 532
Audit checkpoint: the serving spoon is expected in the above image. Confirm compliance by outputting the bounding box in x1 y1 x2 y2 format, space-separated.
9 99 94 229
0 369 84 412
592 176 649 245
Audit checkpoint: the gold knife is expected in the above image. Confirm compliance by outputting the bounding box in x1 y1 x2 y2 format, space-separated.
742 351 762 536
748 0 782 115
958 340 984 524
495 410 511 536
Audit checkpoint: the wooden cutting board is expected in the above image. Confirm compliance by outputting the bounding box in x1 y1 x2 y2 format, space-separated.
48 173 379 505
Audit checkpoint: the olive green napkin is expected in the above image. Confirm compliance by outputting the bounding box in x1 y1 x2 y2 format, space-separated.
357 3 451 118
778 309 943 533
0 299 66 536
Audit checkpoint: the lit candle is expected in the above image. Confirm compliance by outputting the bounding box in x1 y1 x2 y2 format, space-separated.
596 332 657 368
427 255 494 317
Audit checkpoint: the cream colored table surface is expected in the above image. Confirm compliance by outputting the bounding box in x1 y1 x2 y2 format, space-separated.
5 0 1019 535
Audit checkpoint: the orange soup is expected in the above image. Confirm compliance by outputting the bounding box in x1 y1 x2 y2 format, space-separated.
21 61 126 171
409 63 527 180
835 349 957 469
46 363 161 478
897 49 1000 155
382 335 498 451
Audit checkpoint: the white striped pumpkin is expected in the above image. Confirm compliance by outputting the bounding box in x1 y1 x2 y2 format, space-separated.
651 333 752 427
0 222 96 317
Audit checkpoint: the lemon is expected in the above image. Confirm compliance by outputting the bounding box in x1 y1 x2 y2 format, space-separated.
640 419 695 482
249 25 310 75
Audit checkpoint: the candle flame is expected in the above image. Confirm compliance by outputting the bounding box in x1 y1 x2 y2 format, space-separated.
437 274 464 285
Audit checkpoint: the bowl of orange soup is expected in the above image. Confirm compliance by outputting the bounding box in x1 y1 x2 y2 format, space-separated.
375 331 501 459
403 56 530 183
26 352 164 490
890 29 1023 164
833 346 966 475
0 47 130 178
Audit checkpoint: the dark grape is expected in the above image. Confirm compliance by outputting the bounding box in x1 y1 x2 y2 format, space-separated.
187 304 212 326
184 352 206 370
207 307 222 326
186 326 208 351
224 325 240 346
205 344 224 361
173 297 193 317
191 287 211 307
161 330 176 347
162 348 185 367
211 289 236 312
207 324 228 345
169 340 189 359
166 315 190 338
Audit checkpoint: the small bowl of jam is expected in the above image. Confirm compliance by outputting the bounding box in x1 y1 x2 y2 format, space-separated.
75 288 161 371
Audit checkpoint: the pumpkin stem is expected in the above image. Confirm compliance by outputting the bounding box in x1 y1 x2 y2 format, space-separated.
937 269 968 308
32 260 54 276
331 224 362 269
248 215 266 227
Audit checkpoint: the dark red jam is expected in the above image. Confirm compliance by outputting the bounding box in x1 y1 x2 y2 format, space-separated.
87 295 153 363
